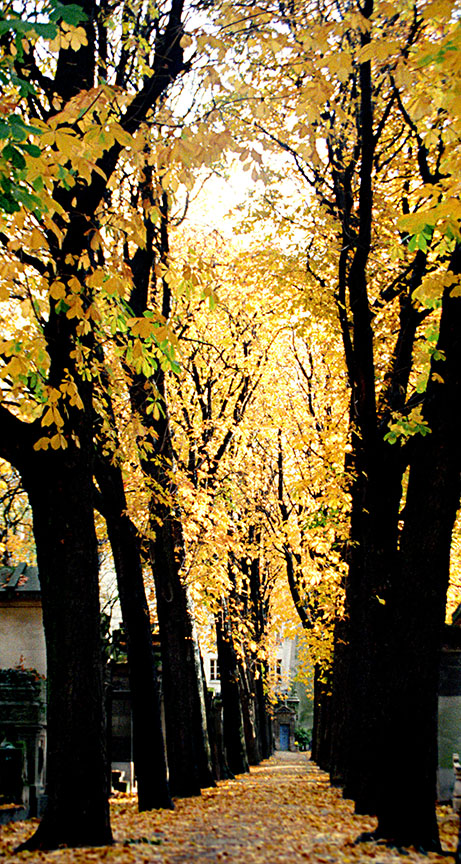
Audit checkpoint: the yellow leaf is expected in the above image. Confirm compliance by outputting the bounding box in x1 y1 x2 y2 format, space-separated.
104 275 125 295
66 298 84 318
90 231 102 252
52 407 65 428
50 433 68 450
50 281 66 300
127 317 158 339
423 0 455 19
397 211 434 233
68 276 82 293
4 356 28 378
41 408 55 427
111 124 135 149
55 130 77 157
70 26 88 51
357 40 400 64
33 437 50 451
30 228 45 250
132 339 144 360
48 388 61 404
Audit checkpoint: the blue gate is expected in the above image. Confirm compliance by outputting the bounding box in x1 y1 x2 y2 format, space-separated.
279 723 290 751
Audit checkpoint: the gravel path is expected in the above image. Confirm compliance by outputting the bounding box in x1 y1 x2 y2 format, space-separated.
1 751 457 863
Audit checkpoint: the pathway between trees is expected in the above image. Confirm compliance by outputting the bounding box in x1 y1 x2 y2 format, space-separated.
1 752 458 863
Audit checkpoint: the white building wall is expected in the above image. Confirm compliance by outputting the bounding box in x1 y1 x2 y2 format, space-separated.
0 601 46 675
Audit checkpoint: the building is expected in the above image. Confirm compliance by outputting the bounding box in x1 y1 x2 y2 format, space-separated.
0 563 45 675
0 564 47 820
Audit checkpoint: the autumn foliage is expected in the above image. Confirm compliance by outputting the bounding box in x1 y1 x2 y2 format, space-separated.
1 0 461 854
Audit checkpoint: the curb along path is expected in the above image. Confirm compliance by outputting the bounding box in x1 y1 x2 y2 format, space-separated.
1 751 458 863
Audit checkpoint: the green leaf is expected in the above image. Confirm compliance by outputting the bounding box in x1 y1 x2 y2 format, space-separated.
23 143 42 158
9 120 28 143
0 19 30 35
55 299 71 314
32 175 44 191
0 193 20 213
417 234 428 251
10 147 26 170
33 21 58 38
48 0 87 25
16 188 42 209
383 431 397 444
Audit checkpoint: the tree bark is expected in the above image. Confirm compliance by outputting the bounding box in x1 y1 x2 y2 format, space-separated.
374 251 461 849
238 660 261 765
215 599 249 776
8 432 113 850
311 664 332 772
94 452 172 811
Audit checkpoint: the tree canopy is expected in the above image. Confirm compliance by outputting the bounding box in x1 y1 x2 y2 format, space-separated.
1 0 461 853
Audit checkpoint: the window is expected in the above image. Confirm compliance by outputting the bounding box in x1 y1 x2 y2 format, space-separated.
276 659 282 682
210 658 220 681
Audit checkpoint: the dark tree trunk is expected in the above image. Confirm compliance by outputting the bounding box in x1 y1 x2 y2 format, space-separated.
253 660 273 760
126 185 214 798
18 444 112 850
201 658 231 781
206 692 232 781
94 453 172 811
374 256 461 849
311 664 332 772
339 442 404 813
238 660 261 765
215 600 249 776
152 514 214 796
241 538 272 762
144 394 215 797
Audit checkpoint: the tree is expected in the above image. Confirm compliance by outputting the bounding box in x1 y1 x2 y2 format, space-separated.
206 0 461 847
94 390 172 811
0 0 188 847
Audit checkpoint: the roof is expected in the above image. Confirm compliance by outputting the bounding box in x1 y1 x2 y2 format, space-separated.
0 564 41 598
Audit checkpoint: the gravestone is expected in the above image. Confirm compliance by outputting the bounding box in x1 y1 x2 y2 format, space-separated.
0 668 47 818
438 626 461 802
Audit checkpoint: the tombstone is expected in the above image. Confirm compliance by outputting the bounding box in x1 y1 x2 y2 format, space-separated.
438 625 461 801
0 746 23 804
0 668 47 819
110 661 134 792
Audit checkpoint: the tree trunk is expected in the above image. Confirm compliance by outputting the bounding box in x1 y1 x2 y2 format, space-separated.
201 657 231 781
253 660 273 760
312 664 332 772
335 437 405 814
238 660 261 765
375 259 461 849
18 445 112 849
215 600 249 776
152 511 214 796
94 453 172 811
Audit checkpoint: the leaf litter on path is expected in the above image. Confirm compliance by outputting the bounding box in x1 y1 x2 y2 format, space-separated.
0 752 458 863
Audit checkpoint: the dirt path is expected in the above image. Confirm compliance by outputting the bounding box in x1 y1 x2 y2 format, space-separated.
1 751 458 863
